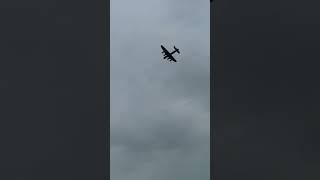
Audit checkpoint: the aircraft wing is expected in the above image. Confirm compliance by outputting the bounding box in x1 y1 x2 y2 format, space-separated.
161 45 170 55
161 45 177 62
166 53 177 62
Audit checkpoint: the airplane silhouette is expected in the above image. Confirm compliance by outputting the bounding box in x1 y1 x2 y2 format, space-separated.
161 45 180 62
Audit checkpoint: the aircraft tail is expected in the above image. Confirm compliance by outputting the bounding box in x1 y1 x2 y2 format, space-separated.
174 46 180 54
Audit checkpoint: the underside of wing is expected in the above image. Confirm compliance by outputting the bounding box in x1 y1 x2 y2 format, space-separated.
168 55 177 62
161 45 177 62
161 46 170 54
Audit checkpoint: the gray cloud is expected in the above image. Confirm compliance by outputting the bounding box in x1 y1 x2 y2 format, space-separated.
111 0 210 179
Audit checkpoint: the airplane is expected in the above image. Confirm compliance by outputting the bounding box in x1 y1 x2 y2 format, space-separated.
161 45 180 62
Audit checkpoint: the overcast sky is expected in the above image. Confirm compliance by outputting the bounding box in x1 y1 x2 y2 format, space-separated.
110 0 210 179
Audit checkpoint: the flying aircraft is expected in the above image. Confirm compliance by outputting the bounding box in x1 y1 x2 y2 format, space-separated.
161 45 180 62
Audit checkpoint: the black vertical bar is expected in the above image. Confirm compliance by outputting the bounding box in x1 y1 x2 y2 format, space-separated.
0 0 109 179
106 0 110 179
210 0 215 179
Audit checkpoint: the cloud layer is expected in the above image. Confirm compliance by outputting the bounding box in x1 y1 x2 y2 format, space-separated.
111 0 210 179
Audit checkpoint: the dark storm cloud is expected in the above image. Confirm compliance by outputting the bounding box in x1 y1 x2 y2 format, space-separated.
111 0 209 180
